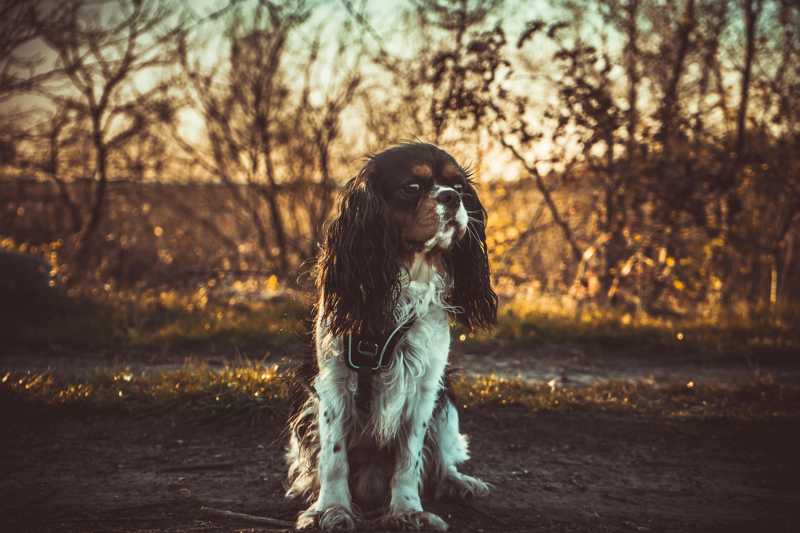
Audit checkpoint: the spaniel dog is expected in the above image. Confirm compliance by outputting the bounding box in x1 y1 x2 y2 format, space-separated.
286 143 497 531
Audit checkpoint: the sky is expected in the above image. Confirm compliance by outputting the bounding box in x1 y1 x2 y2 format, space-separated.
1 0 618 182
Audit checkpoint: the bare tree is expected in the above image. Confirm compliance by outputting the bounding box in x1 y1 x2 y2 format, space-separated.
177 0 363 276
0 1 48 166
495 0 800 316
360 0 508 149
0 1 46 103
33 0 182 259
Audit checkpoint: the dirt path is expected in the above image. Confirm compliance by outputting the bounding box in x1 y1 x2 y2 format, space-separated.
2 344 799 532
455 343 800 386
2 394 798 533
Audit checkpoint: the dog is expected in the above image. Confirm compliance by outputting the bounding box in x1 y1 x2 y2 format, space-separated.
285 143 497 531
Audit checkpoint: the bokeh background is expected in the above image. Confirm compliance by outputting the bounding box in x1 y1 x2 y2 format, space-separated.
1 0 799 350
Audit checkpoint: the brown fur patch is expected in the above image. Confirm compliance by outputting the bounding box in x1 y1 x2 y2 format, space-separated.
425 253 445 273
442 163 462 179
407 196 439 239
390 195 439 253
411 164 433 178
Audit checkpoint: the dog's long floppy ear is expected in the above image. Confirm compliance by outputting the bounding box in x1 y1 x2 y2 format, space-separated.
444 179 498 330
316 166 401 337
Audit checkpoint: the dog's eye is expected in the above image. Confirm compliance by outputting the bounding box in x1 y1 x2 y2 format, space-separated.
403 183 421 194
453 184 464 192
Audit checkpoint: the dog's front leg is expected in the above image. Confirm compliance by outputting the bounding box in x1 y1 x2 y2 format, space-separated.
383 390 448 531
297 368 356 531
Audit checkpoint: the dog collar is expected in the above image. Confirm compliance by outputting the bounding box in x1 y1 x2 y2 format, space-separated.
345 315 416 413
345 315 417 371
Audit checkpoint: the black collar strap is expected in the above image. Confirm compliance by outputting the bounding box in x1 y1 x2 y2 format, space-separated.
346 315 417 372
346 315 417 414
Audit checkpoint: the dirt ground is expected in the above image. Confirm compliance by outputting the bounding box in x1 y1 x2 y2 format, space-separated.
1 387 798 532
2 342 800 533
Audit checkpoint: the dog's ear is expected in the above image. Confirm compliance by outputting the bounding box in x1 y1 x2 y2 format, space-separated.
316 166 401 337
444 179 497 330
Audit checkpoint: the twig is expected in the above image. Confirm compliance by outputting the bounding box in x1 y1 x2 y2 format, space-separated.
500 137 584 263
200 505 294 528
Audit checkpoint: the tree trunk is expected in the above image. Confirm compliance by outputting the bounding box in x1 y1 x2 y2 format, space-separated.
75 138 108 261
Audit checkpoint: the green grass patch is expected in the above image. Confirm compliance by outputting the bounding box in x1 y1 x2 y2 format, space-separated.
0 287 120 349
1 282 311 354
124 299 308 352
3 278 798 357
460 300 800 354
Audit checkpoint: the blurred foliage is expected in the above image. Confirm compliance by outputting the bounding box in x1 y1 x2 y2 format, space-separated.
1 0 799 339
2 257 796 355
0 246 311 353
465 292 800 353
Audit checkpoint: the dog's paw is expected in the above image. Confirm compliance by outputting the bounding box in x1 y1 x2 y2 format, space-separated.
296 510 315 530
320 506 357 531
435 473 491 500
379 510 448 531
296 505 356 531
296 508 319 530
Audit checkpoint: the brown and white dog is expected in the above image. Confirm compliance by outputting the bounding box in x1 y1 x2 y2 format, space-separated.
286 143 497 531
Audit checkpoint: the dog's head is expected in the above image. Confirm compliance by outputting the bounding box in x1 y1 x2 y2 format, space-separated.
316 142 497 337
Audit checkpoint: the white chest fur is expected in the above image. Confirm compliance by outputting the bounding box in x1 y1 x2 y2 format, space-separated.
368 255 452 444
312 254 453 448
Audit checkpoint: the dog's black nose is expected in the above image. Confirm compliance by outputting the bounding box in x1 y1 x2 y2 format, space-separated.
437 189 459 208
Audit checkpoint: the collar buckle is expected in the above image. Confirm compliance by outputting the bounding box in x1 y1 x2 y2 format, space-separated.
345 316 417 372
356 340 380 358
347 337 384 370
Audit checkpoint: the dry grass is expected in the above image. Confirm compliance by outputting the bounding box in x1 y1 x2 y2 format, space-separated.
0 360 291 426
2 361 797 421
1 279 311 354
452 373 799 419
5 277 799 359
462 294 800 354
3 235 798 356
